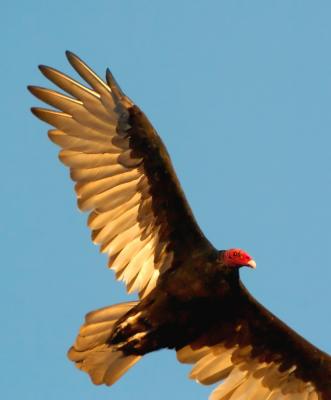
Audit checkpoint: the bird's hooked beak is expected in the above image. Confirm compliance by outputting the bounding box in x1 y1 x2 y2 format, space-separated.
246 259 257 269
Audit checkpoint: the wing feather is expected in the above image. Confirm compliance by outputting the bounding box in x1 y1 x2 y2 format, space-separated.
49 130 115 153
30 52 213 297
176 284 331 400
71 164 129 182
76 169 140 199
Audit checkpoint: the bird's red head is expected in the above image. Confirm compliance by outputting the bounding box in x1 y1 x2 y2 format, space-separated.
223 248 256 269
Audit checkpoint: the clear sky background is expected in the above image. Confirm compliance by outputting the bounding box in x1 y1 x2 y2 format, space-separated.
1 1 331 399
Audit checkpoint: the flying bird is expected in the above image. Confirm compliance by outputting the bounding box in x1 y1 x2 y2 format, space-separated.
29 52 331 400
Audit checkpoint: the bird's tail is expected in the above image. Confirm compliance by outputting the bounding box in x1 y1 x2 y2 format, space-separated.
67 301 141 386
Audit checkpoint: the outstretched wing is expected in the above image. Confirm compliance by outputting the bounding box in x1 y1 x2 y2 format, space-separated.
29 51 213 298
177 283 331 400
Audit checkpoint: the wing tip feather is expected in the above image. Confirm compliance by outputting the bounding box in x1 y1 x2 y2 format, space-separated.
30 106 41 118
38 64 54 78
65 50 78 64
27 85 36 95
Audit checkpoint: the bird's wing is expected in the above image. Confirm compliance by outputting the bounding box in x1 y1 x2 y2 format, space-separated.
29 52 214 298
177 283 331 400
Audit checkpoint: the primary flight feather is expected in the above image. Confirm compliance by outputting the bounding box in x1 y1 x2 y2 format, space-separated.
30 52 331 400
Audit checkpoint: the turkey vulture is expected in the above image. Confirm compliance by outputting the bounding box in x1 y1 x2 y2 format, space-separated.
29 52 331 400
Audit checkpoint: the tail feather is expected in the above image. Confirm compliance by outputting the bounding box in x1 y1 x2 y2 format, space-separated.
68 301 141 386
85 301 138 323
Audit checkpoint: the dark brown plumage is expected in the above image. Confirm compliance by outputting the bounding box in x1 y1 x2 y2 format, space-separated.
30 51 331 400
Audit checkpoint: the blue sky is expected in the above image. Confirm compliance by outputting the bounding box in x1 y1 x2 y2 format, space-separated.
2 1 331 399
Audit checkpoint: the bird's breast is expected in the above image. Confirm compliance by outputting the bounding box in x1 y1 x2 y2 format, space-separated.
159 260 234 302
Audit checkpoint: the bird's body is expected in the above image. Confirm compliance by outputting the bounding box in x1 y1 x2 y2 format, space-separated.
109 249 239 354
30 52 331 399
